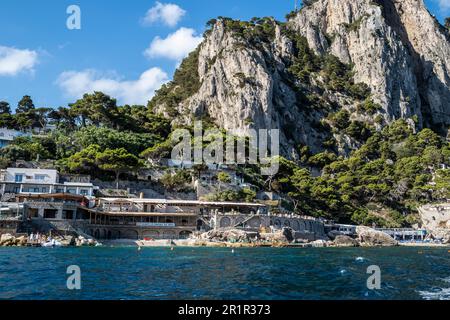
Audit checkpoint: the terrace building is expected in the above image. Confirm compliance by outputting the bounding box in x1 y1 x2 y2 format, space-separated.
83 198 326 241
16 193 91 221
0 168 96 198
85 198 268 240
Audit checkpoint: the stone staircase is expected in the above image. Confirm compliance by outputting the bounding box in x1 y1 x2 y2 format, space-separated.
17 219 94 240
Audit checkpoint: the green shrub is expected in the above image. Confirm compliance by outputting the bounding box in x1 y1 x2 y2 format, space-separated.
148 48 201 117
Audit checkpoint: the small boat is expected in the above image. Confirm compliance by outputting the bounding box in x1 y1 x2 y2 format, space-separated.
42 239 62 247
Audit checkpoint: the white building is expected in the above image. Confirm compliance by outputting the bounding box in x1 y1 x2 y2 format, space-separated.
0 168 96 197
0 128 27 148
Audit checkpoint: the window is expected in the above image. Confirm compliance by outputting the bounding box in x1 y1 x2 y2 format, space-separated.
63 210 74 220
15 174 23 182
80 189 88 196
44 209 57 219
35 175 46 181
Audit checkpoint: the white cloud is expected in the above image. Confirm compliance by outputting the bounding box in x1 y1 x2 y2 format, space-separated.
144 27 202 61
142 2 186 27
56 68 169 105
0 45 38 76
435 0 450 12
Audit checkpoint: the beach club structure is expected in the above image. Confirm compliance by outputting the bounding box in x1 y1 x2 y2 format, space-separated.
84 198 268 240
0 169 327 240
83 198 326 241
2 191 327 240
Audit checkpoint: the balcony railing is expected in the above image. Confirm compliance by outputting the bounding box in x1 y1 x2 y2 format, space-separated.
89 221 195 227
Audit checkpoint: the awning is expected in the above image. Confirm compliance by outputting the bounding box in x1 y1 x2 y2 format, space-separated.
85 209 198 217
16 193 88 202
97 198 266 207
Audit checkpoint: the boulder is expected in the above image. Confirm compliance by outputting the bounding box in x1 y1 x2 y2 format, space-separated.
0 234 16 246
259 231 289 243
327 230 344 240
356 226 398 247
439 231 450 244
333 235 359 247
16 236 27 246
201 228 254 243
430 229 450 241
0 234 14 242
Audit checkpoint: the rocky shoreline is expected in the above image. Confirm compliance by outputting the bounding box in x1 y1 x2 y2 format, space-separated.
202 226 399 248
2 226 448 249
0 233 101 247
136 226 401 248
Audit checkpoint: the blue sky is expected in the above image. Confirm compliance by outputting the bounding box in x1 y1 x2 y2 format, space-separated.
0 0 448 110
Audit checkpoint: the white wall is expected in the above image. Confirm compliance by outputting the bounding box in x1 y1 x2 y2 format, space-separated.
3 168 59 184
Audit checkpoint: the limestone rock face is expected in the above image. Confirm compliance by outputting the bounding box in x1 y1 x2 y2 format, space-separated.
289 0 450 129
392 0 450 129
177 21 329 156
154 0 450 157
419 203 450 240
201 228 257 242
356 226 398 246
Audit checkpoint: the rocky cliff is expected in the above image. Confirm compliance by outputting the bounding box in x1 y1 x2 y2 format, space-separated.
419 203 450 241
150 0 450 158
289 0 450 131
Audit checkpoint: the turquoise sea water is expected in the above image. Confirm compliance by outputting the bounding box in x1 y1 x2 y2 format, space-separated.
0 246 450 300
